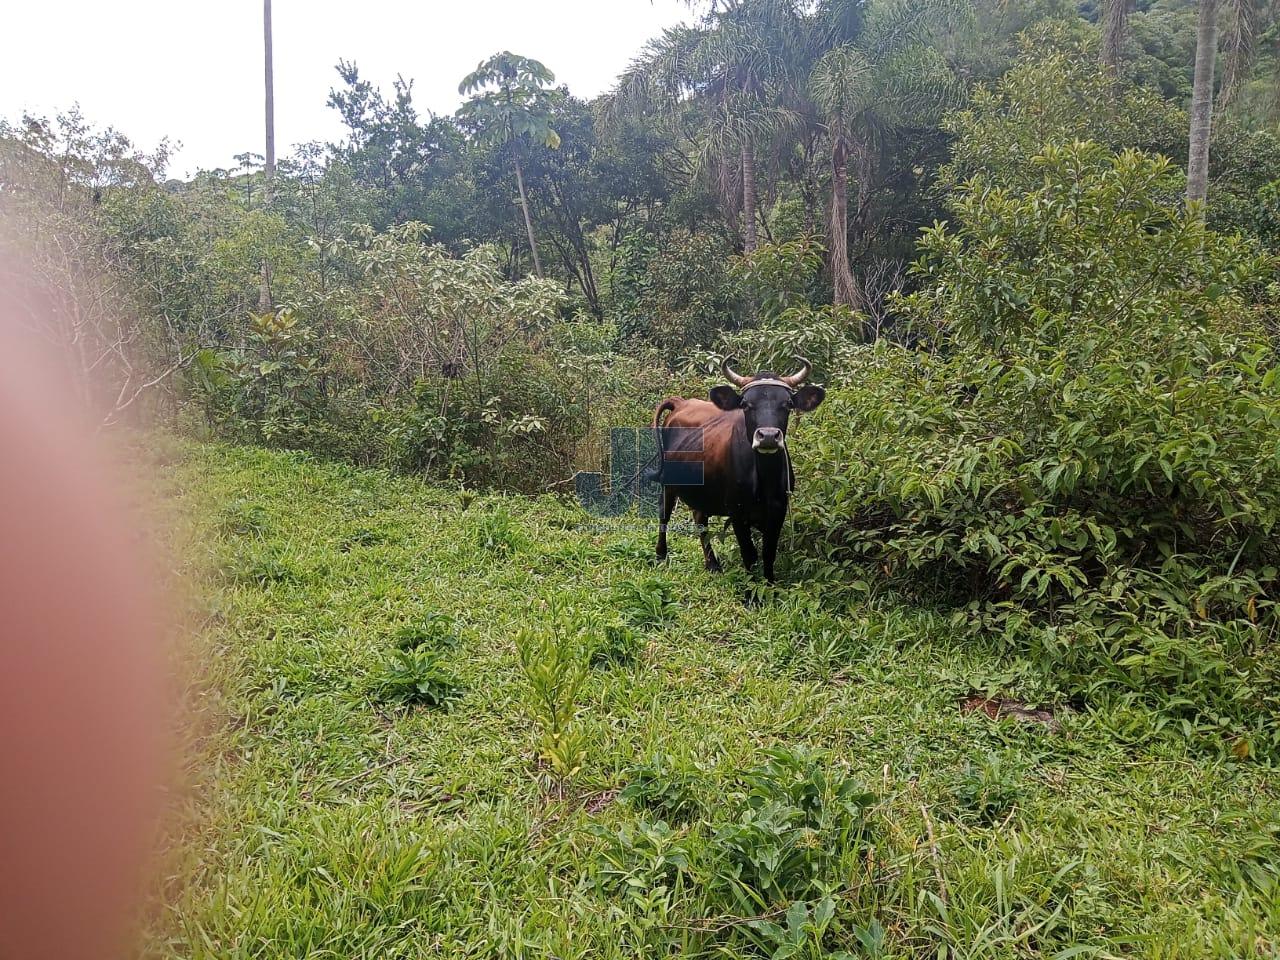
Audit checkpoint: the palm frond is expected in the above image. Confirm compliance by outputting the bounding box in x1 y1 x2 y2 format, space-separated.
1220 0 1261 105
873 44 964 128
860 0 973 62
809 44 875 132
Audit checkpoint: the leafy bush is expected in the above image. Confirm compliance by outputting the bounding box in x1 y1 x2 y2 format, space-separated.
743 897 841 960
730 237 825 322
712 747 874 910
196 222 597 490
588 818 699 946
945 752 1028 826
614 577 677 630
613 230 742 361
591 818 697 897
594 746 875 956
209 309 334 450
941 33 1185 195
619 753 701 822
373 647 464 708
799 141 1280 752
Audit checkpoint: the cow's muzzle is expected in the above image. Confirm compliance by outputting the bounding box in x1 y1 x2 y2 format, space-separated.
752 427 785 453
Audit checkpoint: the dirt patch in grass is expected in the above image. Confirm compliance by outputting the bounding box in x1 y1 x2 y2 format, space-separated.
961 695 1063 731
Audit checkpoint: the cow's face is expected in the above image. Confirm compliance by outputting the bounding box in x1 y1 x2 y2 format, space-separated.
709 377 825 455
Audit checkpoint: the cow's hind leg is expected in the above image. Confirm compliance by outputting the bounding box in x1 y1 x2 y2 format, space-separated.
730 514 757 572
692 510 721 572
656 487 677 561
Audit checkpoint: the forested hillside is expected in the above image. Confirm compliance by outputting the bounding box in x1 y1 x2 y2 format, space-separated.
3 0 1277 485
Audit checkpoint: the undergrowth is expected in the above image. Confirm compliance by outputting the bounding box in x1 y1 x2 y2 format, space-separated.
144 441 1280 959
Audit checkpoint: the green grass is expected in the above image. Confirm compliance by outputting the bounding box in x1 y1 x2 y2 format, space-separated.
144 441 1280 959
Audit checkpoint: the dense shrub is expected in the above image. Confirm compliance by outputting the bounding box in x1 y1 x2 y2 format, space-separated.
613 230 743 361
677 237 868 387
941 33 1185 194
799 141 1280 753
945 33 1280 247
0 112 196 422
195 223 615 490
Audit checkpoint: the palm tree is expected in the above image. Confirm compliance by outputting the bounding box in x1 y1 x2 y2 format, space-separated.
1187 0 1220 207
808 45 868 311
701 1 805 252
458 52 561 277
607 1 804 253
259 0 275 312
1185 0 1266 208
1218 0 1263 107
808 0 961 319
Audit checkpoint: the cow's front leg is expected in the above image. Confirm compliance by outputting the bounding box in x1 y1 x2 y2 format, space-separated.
761 512 785 582
730 514 757 572
692 510 721 572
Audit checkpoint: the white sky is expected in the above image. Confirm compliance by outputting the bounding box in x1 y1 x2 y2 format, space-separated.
3 0 691 179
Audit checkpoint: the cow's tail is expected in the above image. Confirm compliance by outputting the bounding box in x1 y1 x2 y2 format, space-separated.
652 396 680 432
647 397 681 483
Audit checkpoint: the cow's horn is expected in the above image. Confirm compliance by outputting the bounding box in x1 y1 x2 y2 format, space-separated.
780 357 811 388
721 355 750 388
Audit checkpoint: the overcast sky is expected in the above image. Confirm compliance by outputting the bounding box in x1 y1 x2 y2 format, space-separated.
4 0 691 178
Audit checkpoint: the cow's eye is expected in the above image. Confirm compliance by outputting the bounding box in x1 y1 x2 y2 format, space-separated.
741 402 754 412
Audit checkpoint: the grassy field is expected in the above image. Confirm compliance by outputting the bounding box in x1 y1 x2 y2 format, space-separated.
145 441 1280 959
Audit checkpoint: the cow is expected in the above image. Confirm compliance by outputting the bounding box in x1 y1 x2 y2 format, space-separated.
652 356 824 582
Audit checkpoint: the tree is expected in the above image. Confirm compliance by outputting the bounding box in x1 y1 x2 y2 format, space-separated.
259 0 275 312
701 0 805 252
808 45 867 311
1187 0 1220 207
808 0 961 319
458 52 561 278
1100 0 1132 75
1185 0 1268 209
610 1 805 253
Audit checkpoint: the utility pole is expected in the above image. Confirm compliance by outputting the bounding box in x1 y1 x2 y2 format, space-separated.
259 0 276 312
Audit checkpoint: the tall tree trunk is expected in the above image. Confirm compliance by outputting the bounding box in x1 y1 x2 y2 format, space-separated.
741 142 758 253
259 0 275 313
829 138 858 311
1101 0 1131 75
1187 0 1219 210
512 154 543 278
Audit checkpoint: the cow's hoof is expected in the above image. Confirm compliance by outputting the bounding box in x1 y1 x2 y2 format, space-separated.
705 559 722 573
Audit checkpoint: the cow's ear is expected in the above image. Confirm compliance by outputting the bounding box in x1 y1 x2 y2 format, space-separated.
709 385 742 410
793 385 825 412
